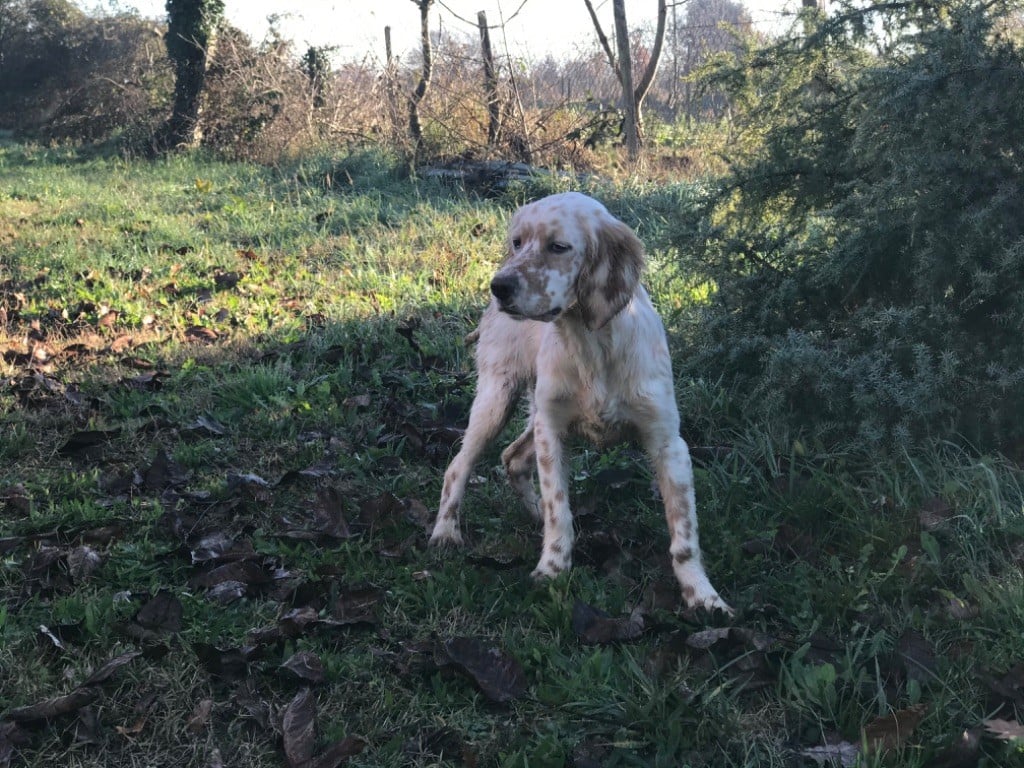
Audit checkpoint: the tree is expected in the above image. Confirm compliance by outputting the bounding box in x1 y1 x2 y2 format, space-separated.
583 0 667 159
158 0 224 151
407 0 434 159
301 45 333 109
673 0 755 120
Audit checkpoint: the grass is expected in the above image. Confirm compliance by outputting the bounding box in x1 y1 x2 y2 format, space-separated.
1 141 1023 767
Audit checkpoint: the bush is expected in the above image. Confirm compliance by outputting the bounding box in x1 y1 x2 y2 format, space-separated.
677 0 1024 452
0 1 172 142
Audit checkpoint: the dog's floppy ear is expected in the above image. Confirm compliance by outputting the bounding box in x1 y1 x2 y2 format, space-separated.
575 216 645 330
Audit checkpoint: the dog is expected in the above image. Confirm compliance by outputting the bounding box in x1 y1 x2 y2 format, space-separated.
429 192 730 613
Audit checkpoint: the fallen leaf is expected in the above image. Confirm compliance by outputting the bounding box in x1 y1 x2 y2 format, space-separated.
896 629 937 685
193 642 263 679
142 448 189 491
929 727 982 768
184 415 227 437
312 487 352 539
0 722 29 766
66 545 102 582
684 627 732 650
187 698 214 734
278 606 321 638
0 484 31 515
190 533 255 564
213 270 241 290
115 715 146 738
58 429 120 456
942 593 980 620
983 718 1024 741
800 741 859 767
281 651 326 685
282 688 316 768
862 704 927 753
330 586 383 624
443 637 526 704
919 496 954 530
134 592 183 634
310 736 367 768
81 650 143 686
72 706 104 746
206 580 247 604
571 601 644 645
3 688 98 722
185 325 219 342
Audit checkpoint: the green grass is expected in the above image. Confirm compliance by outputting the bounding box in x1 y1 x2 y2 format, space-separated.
1 142 1023 767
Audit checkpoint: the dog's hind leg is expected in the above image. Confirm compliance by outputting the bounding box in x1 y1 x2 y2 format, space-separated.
501 400 540 521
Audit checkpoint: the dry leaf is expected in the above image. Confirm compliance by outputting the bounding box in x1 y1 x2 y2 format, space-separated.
862 703 927 753
187 699 214 734
281 651 326 685
983 718 1024 741
571 601 644 645
282 688 316 768
800 741 859 767
444 637 527 704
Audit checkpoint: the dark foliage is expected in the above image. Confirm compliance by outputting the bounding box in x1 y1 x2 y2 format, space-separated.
0 0 171 140
678 0 1024 451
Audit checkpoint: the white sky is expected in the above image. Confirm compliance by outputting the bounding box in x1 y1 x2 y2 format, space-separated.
84 1 801 62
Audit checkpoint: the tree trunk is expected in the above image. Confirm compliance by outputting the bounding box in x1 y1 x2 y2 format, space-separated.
159 0 223 152
478 11 501 148
583 0 667 160
408 0 434 159
612 0 639 161
632 0 666 137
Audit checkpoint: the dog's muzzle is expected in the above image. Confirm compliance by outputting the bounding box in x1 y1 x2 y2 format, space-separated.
490 274 561 321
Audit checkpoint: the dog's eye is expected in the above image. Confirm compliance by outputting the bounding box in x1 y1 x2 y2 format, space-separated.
549 242 571 254
511 237 522 250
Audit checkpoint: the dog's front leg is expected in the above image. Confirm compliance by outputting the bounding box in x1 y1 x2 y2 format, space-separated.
645 430 732 614
430 372 518 547
530 410 573 579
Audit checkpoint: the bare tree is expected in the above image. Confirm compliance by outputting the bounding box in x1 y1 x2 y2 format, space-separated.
478 10 501 147
583 0 667 158
407 0 434 158
613 0 639 159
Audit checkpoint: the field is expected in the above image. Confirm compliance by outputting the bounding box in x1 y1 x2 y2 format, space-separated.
1 142 1023 767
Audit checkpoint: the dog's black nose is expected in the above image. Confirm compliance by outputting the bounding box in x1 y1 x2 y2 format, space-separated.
490 274 518 304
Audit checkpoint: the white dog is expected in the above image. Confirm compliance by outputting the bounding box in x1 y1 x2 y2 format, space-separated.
429 192 730 613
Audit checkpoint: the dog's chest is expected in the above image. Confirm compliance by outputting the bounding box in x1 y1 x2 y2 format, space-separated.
566 374 637 446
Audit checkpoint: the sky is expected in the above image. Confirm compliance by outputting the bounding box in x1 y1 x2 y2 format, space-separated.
83 0 802 62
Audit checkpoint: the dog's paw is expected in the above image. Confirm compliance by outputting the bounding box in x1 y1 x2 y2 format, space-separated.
530 556 570 582
428 526 464 548
683 588 733 616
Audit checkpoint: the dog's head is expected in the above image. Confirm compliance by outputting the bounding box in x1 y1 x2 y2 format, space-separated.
489 192 644 330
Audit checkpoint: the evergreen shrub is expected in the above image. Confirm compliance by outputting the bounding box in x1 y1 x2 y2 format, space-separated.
678 0 1024 452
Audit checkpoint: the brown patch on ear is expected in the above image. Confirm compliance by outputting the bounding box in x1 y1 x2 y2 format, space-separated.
576 217 645 330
